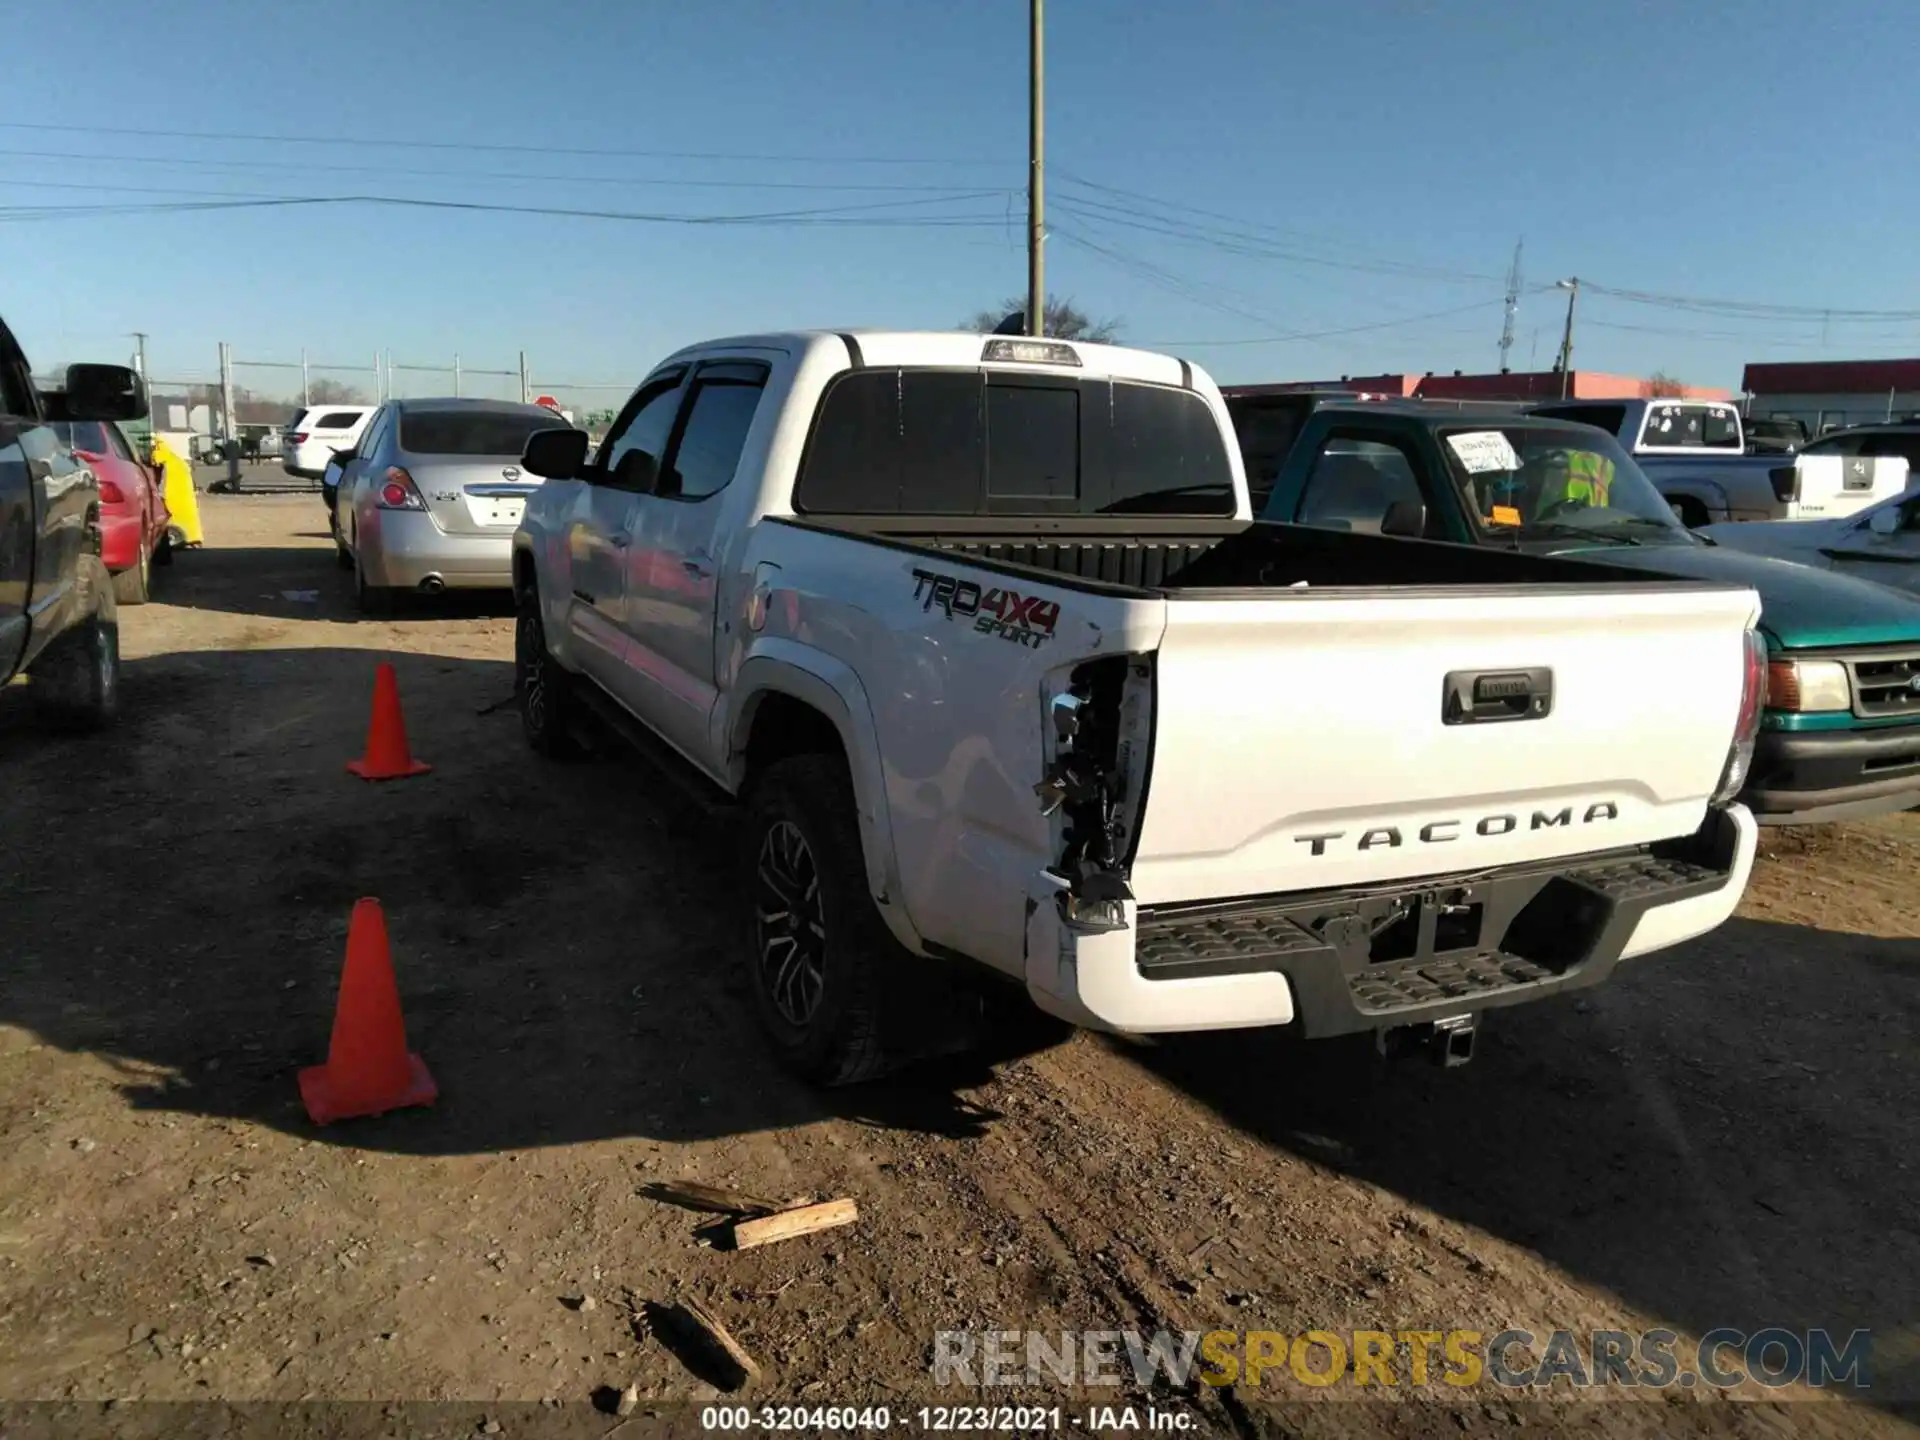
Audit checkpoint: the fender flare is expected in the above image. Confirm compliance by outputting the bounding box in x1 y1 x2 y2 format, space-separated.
726 641 921 953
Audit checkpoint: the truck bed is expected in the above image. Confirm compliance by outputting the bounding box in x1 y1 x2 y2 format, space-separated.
795 514 1725 595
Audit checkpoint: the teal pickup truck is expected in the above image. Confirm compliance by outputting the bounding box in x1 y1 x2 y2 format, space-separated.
1252 402 1920 825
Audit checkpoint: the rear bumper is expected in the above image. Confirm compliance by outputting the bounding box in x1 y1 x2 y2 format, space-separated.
98 511 143 571
1744 724 1920 824
358 511 515 589
1022 805 1756 1037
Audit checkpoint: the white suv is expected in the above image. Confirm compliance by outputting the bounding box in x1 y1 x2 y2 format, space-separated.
283 405 374 479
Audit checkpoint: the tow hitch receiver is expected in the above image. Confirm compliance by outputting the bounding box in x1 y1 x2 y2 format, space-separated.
1378 1013 1479 1068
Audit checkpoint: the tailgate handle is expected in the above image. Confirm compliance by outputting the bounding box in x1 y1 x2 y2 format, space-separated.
1443 667 1553 725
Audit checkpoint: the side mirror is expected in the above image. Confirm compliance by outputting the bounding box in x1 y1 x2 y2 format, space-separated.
611 448 658 494
521 426 588 481
1380 498 1427 538
64 363 149 422
1869 507 1903 536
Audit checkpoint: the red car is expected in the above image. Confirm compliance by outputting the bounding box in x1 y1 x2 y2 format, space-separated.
54 420 170 604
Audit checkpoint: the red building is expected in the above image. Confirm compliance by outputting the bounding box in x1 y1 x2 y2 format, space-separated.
1741 358 1920 433
1227 369 1731 403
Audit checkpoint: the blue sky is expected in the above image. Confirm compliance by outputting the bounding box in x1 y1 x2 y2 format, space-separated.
8 0 1919 402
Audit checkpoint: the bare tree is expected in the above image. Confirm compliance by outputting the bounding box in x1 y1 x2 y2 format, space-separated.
965 296 1123 343
305 377 370 406
1646 371 1688 397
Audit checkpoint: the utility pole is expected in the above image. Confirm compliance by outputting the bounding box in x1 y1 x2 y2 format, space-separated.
1026 0 1045 337
1554 277 1580 399
453 352 461 399
1496 241 1522 373
301 348 310 406
219 341 240 487
129 331 148 381
518 350 530 404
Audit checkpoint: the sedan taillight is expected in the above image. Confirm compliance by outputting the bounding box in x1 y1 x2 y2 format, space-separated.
97 479 126 505
289 432 308 445
376 467 426 511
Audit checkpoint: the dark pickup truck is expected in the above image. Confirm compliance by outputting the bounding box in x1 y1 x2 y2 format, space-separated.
1 315 150 729
1249 401 1920 825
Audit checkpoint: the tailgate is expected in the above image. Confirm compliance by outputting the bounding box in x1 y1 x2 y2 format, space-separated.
1128 584 1759 905
1793 454 1908 518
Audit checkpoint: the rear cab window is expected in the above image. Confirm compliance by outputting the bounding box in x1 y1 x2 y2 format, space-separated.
794 369 1234 517
1636 402 1742 451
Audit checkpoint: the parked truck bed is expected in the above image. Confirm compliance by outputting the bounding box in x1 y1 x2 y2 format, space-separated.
790 512 1736 594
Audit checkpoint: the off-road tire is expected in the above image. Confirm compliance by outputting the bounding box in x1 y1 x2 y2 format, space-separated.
515 588 580 758
111 545 150 606
740 754 910 1086
29 558 119 731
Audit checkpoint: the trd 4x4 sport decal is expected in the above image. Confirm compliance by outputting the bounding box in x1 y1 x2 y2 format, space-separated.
910 567 1061 649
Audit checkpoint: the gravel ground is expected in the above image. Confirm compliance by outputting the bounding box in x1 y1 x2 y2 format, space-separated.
1 495 1915 1438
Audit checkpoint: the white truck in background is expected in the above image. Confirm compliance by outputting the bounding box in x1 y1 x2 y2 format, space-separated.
510 330 1767 1084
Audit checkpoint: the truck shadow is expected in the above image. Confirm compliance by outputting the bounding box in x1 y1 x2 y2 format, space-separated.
0 643 1011 1152
146 538 514 622
1122 918 1920 1403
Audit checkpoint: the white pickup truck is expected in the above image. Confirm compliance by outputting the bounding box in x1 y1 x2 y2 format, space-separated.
511 331 1767 1084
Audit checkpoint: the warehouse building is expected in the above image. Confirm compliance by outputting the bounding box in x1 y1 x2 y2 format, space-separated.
1230 368 1730 403
1740 358 1920 435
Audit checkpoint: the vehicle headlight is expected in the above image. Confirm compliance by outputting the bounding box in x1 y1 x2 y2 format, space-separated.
1765 659 1851 713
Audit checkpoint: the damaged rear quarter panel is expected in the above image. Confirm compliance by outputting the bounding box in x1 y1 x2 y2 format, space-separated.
728 520 1165 975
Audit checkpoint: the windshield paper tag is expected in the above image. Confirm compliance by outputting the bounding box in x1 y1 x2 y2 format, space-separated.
1490 504 1522 527
1448 430 1522 474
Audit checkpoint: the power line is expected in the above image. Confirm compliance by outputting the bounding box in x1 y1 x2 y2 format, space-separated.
0 178 1011 227
0 146 982 194
1581 281 1920 323
1051 192 1502 285
1053 223 1506 348
0 120 1001 169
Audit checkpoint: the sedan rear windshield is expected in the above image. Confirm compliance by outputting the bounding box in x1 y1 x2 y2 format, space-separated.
400 409 567 457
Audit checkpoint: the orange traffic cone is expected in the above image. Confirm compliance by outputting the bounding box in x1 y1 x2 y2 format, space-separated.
298 898 438 1126
347 662 431 780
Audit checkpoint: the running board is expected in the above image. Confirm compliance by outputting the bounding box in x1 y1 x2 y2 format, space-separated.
566 678 733 818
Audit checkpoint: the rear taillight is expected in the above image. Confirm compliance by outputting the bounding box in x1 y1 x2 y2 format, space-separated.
1769 465 1800 505
97 479 125 504
376 466 426 511
1712 628 1770 805
289 431 308 445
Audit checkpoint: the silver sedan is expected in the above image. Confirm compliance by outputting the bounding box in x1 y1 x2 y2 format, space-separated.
335 398 572 612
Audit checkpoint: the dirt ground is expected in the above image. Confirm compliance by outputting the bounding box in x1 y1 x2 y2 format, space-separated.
2 494 1916 1438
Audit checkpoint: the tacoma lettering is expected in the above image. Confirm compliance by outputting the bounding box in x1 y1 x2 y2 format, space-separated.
1293 803 1619 854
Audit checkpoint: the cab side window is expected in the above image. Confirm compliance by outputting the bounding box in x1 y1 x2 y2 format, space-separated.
599 369 688 486
1296 434 1425 535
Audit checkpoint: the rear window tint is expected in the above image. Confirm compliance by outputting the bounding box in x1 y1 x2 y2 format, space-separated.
313 411 365 430
795 370 1232 517
400 409 567 457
